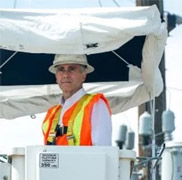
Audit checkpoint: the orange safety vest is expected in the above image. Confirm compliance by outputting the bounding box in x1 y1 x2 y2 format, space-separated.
42 93 111 146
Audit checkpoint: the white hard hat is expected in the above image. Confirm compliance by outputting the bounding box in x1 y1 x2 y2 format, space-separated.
49 54 94 74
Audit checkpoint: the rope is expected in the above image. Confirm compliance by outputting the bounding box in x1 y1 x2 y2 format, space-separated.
112 51 130 65
0 51 18 69
98 0 103 7
112 0 120 7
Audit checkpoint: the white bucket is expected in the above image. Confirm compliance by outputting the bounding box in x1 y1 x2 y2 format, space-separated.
0 147 25 180
161 141 182 180
0 163 11 180
1 146 136 180
119 150 136 180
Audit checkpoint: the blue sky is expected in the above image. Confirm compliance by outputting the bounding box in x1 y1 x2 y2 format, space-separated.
0 0 182 147
0 0 135 8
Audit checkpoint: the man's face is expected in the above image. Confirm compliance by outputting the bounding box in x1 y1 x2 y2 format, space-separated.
55 64 86 96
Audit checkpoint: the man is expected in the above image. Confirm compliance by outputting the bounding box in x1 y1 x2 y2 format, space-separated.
42 54 112 146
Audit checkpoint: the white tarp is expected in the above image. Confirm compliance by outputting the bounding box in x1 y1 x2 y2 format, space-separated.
0 5 167 119
0 5 164 54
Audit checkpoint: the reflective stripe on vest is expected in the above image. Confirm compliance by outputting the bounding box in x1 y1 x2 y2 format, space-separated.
67 94 95 145
42 104 62 144
67 94 92 146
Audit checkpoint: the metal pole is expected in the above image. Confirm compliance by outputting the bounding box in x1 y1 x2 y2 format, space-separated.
13 0 17 8
137 1 165 180
150 97 156 180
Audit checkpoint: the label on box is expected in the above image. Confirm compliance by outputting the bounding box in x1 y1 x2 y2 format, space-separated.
39 153 59 168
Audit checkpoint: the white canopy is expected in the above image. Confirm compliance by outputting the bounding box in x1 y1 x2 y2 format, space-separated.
0 5 167 119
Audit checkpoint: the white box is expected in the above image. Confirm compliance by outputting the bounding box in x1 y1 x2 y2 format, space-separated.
25 146 119 180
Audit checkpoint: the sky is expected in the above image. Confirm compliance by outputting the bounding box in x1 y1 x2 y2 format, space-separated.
0 0 182 149
0 0 135 8
164 0 182 141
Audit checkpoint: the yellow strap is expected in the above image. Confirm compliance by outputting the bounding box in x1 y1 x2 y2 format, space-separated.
73 94 96 145
42 105 60 135
47 105 61 143
67 94 90 145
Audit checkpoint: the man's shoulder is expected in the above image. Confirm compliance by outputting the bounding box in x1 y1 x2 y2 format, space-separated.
87 93 106 100
88 93 111 114
83 93 108 105
47 104 61 112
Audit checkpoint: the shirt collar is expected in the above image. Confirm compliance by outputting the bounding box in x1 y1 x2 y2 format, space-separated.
60 88 86 106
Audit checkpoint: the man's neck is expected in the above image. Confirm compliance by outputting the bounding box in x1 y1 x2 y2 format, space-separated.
62 87 82 101
63 92 72 101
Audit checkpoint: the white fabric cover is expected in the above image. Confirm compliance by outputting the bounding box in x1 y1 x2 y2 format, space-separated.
0 5 167 119
0 5 164 54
